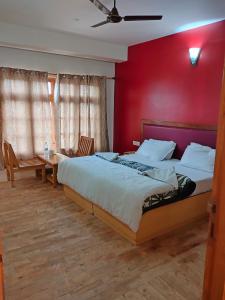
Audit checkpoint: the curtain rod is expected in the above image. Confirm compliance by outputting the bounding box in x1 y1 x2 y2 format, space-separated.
0 68 115 80
49 73 115 80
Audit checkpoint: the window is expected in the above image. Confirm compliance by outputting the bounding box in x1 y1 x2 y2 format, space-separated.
0 68 53 160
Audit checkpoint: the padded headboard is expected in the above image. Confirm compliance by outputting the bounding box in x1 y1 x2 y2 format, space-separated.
141 120 217 159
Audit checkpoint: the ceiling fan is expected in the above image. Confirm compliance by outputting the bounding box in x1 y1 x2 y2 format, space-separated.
89 0 163 28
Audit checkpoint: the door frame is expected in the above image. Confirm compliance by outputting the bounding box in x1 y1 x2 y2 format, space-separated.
203 61 225 300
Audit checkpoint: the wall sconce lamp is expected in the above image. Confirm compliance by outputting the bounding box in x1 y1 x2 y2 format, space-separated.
189 48 201 65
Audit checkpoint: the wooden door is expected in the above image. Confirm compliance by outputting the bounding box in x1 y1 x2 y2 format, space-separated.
203 62 225 300
0 238 4 300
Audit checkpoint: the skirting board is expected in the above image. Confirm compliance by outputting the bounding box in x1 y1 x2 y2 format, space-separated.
64 185 210 245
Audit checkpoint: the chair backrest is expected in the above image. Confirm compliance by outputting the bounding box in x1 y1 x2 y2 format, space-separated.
3 141 19 169
77 136 94 157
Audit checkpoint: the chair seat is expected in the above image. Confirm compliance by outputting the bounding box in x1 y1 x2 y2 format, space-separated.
4 140 47 187
61 136 94 158
19 157 45 169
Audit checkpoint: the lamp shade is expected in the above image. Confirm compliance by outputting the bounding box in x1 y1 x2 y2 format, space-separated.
189 48 201 65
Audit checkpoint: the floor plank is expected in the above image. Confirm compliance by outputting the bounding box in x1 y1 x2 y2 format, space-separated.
0 178 208 300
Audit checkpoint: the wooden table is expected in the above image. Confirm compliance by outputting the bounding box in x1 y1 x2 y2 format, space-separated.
37 154 61 188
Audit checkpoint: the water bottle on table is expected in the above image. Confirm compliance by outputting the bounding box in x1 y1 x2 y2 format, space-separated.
44 142 49 158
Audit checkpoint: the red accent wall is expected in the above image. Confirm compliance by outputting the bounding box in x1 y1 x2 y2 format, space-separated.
114 20 225 153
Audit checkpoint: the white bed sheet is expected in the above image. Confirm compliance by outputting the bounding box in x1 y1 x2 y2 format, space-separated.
57 155 181 232
58 154 213 232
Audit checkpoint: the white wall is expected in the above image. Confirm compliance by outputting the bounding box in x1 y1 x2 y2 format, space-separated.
0 22 127 62
0 46 115 150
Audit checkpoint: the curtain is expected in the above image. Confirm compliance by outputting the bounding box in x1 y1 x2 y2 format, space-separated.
0 67 52 166
55 74 109 152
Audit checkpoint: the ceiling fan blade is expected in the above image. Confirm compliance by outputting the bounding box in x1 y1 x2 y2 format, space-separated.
91 20 110 28
124 15 163 21
89 0 111 15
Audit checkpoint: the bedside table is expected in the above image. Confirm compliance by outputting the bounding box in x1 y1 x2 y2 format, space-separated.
37 154 60 188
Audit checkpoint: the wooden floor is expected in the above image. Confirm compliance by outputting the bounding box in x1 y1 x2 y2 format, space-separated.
0 177 208 300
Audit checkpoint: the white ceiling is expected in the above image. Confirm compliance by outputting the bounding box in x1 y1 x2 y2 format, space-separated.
0 0 224 46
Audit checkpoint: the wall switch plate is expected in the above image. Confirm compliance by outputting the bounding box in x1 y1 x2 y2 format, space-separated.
133 140 140 146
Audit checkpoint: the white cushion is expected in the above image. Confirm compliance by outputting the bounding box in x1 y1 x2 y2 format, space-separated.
136 139 176 161
164 148 175 160
180 143 215 173
208 149 216 167
190 142 212 151
150 139 176 159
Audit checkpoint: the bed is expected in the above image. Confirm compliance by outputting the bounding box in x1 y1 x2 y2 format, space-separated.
58 120 217 244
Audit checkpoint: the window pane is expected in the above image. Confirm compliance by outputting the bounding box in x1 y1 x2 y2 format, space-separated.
48 81 52 95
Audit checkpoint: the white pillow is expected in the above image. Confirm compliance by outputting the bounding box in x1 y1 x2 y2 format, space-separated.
190 142 212 151
180 143 215 173
208 149 216 167
136 139 176 161
165 148 176 160
150 139 176 159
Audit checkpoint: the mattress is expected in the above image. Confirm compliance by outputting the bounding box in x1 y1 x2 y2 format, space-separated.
58 155 186 231
58 154 210 231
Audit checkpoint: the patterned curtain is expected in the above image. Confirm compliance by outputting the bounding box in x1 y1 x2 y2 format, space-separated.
55 74 109 152
0 67 52 168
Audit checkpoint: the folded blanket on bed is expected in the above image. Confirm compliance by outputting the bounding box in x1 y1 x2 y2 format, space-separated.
143 173 196 213
95 152 119 161
110 157 196 213
140 167 178 189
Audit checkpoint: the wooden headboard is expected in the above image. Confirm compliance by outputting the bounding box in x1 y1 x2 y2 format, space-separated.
141 120 217 158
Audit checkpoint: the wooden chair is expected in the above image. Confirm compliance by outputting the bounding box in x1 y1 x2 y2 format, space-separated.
61 136 94 158
3 141 46 187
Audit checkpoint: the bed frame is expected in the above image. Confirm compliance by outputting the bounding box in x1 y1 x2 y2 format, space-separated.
63 120 217 245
